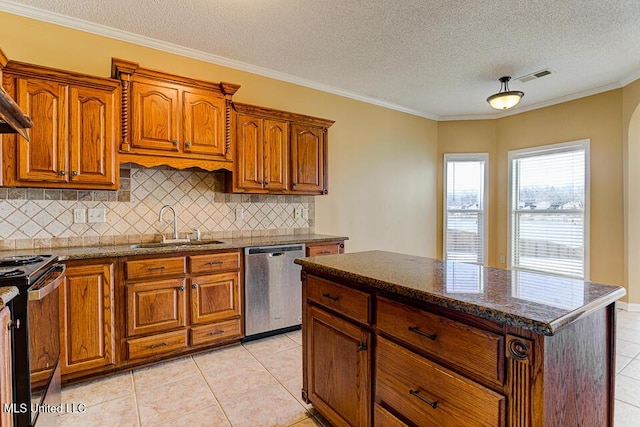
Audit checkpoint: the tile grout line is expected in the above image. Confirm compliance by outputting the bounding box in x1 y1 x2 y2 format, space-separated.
191 354 235 427
242 341 316 422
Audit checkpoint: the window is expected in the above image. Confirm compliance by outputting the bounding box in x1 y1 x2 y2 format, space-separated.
508 140 589 279
443 154 488 265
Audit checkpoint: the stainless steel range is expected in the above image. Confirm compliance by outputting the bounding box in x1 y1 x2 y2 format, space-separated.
1 255 65 427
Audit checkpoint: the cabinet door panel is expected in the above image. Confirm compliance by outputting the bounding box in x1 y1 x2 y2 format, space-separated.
16 77 68 182
264 119 289 191
69 86 117 186
131 81 179 152
60 262 115 375
0 308 12 427
190 272 240 324
126 279 186 336
290 123 325 194
236 114 264 190
307 305 370 426
183 90 225 158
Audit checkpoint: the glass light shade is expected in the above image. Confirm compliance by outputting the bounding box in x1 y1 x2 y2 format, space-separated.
487 91 524 110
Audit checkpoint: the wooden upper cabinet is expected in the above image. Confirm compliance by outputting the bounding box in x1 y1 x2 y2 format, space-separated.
231 103 332 195
16 77 68 183
183 89 226 158
236 114 264 191
234 113 289 193
112 58 240 171
1 60 120 189
69 86 117 186
291 123 326 194
264 119 289 191
131 80 180 152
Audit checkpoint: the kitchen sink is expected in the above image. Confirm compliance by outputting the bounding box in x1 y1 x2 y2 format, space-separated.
130 240 226 249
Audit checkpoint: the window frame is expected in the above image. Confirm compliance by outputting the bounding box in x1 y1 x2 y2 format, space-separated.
507 139 590 279
443 153 489 266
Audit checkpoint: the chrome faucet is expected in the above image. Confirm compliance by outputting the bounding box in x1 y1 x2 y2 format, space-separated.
158 205 189 243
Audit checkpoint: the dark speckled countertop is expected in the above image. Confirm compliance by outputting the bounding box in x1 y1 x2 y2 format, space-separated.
294 250 626 336
0 234 348 261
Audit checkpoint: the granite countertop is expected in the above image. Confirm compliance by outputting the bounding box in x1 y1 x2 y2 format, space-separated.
294 250 626 336
0 286 19 308
0 234 348 261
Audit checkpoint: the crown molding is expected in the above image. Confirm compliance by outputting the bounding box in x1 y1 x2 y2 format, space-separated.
0 1 634 123
0 1 439 121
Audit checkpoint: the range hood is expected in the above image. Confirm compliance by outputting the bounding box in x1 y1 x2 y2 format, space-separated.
0 86 31 141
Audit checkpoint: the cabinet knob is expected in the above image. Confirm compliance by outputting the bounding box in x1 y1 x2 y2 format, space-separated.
185 141 191 148
72 171 78 176
172 140 178 146
192 283 198 289
177 285 185 291
264 181 269 185
356 342 367 352
59 170 66 176
292 183 298 187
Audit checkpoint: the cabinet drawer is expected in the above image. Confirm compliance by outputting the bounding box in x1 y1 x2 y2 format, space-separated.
307 275 370 324
376 337 505 427
376 297 504 384
190 319 242 346
306 242 343 257
127 330 187 361
125 257 186 280
189 252 239 274
374 404 409 427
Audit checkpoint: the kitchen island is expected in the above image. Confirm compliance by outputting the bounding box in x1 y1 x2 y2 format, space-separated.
295 251 626 427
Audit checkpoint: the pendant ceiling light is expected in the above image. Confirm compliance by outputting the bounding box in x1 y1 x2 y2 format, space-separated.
486 76 524 110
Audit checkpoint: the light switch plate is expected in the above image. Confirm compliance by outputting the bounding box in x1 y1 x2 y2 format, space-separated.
88 208 106 223
73 209 86 224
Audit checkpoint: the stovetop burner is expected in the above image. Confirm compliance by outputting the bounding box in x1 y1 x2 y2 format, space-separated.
0 267 24 277
0 255 44 266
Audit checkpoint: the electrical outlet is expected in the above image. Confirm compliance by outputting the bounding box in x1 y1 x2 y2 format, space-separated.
73 209 86 224
88 208 106 223
294 206 303 219
235 208 244 221
500 255 506 264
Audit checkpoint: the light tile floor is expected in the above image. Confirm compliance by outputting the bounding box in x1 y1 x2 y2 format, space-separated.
57 330 326 427
57 309 640 426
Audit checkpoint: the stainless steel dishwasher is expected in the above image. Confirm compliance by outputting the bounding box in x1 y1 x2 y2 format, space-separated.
244 243 305 339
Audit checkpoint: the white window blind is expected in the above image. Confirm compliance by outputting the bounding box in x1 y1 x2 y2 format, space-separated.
509 141 589 279
444 154 488 265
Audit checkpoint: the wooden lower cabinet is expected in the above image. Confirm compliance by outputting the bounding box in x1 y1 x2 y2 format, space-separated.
59 260 116 380
123 250 243 364
0 307 12 427
305 240 345 257
306 305 370 427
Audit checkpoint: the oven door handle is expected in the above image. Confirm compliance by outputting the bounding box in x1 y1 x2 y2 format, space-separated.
28 264 66 301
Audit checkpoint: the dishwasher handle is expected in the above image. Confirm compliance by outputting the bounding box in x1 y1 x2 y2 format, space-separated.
269 252 285 257
246 245 304 255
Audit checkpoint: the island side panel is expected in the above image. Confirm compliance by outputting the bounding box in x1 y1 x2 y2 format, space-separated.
542 303 614 426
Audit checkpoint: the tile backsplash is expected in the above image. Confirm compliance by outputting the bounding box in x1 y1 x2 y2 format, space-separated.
0 166 314 250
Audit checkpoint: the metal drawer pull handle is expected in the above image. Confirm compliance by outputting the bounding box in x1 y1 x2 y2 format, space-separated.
207 261 223 265
150 342 168 349
408 326 437 340
148 266 166 271
409 389 438 409
318 251 331 255
210 330 225 336
322 293 340 301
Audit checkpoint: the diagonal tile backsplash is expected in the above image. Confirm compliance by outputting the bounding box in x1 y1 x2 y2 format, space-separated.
0 166 313 249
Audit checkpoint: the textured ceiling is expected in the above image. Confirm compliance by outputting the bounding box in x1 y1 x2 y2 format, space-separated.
1 0 640 119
